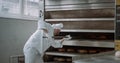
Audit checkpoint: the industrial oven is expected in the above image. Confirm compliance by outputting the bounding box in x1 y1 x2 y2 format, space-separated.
44 0 115 63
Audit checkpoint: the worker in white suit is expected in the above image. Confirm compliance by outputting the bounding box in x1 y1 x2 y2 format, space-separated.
23 20 65 63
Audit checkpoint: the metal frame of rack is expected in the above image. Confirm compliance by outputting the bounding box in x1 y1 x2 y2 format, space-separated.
45 18 115 22
116 5 120 39
44 0 115 62
115 5 120 50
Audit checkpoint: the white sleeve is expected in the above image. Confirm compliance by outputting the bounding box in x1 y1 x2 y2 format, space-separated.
37 20 47 30
51 39 63 48
115 51 120 58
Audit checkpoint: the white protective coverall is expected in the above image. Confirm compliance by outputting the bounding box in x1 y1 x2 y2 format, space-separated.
23 20 63 63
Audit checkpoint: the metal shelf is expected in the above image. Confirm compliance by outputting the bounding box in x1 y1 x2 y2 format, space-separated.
45 51 114 57
45 0 114 6
45 52 88 57
73 51 120 63
46 6 114 11
62 40 114 48
45 18 115 22
45 0 115 11
72 51 115 60
61 29 115 33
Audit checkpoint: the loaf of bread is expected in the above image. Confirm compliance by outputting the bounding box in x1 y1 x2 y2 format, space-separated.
67 49 75 52
66 58 72 62
78 49 88 54
58 48 65 52
98 35 107 40
57 58 66 62
89 50 97 54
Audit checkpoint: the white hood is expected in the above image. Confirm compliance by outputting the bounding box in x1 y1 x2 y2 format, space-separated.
52 23 63 29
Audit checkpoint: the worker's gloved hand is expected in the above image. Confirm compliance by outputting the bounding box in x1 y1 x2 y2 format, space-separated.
115 51 120 58
63 35 72 41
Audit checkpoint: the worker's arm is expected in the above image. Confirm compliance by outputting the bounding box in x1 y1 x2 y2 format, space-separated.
51 39 64 48
51 35 72 48
60 38 65 43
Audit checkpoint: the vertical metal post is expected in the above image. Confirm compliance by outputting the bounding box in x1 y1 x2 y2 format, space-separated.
39 0 45 21
39 0 45 55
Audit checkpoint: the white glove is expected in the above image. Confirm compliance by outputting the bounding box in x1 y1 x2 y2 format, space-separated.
115 51 120 58
63 35 72 40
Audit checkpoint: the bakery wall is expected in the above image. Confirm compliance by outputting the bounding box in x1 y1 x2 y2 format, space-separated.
0 17 37 63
